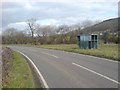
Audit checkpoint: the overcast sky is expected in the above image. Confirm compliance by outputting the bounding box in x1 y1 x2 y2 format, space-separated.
1 0 119 32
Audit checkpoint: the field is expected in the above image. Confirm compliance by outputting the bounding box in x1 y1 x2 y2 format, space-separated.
37 44 119 61
3 51 35 88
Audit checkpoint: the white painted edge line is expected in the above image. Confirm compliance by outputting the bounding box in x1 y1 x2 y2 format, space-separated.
42 52 58 58
15 50 49 88
72 62 120 85
67 51 119 63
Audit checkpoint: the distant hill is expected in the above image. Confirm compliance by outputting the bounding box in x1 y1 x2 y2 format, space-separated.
80 17 119 34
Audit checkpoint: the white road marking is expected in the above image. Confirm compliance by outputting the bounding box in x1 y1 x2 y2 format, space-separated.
69 52 119 63
82 55 119 63
42 52 58 58
72 62 120 85
16 50 49 88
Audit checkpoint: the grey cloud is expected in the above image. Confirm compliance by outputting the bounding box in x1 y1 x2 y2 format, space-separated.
2 1 118 29
2 2 24 9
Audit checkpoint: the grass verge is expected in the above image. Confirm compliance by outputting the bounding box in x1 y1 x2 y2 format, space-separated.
37 44 119 61
3 51 35 88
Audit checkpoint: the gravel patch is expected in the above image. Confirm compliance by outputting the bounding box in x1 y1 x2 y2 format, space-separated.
0 46 2 89
1 47 12 89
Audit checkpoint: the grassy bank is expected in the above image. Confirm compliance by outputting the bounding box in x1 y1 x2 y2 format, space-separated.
3 51 35 88
38 44 119 61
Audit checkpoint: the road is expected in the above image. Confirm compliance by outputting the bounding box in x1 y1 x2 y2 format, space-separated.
8 46 119 88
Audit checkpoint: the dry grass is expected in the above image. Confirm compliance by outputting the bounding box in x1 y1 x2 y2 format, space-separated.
38 44 119 61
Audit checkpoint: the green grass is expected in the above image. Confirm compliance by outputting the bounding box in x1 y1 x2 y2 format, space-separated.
3 51 35 88
37 44 119 61
3 43 119 61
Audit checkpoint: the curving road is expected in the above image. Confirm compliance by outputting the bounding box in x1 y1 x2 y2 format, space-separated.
8 46 119 88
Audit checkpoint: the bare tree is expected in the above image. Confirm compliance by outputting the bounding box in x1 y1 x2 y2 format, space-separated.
36 25 56 44
41 26 49 37
36 24 41 37
3 28 17 36
37 25 55 37
2 27 28 44
26 18 36 38
56 25 70 43
57 25 69 34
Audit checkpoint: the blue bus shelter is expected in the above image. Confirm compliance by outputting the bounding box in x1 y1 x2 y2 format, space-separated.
77 34 98 49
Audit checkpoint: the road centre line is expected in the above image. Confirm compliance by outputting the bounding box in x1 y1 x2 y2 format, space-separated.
72 62 120 85
15 50 49 88
42 52 58 58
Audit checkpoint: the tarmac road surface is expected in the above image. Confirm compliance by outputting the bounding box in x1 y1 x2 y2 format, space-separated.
9 46 119 88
